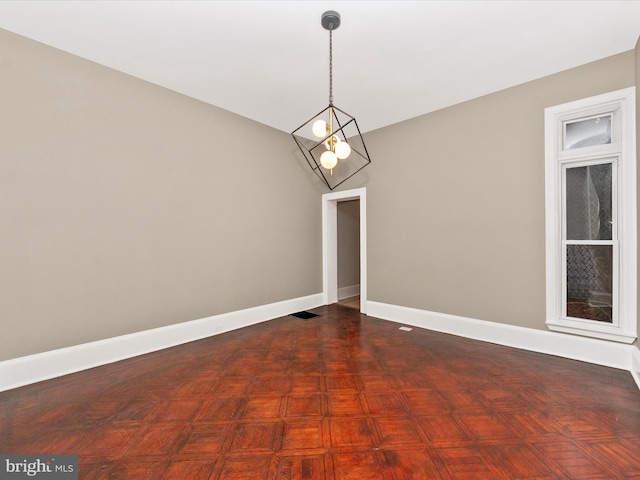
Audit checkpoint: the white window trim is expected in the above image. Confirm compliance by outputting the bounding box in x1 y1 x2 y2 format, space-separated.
545 87 636 344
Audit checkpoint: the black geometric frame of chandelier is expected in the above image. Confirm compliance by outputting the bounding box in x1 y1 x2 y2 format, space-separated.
292 10 371 191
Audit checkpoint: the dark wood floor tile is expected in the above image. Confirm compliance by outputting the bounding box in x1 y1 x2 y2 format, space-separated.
285 394 324 417
269 334 298 351
210 377 250 395
281 420 326 451
499 411 564 438
358 375 396 391
2 305 639 479
97 398 160 423
436 387 489 413
75 424 141 459
259 361 292 376
329 417 375 448
322 360 354 375
380 358 416 373
177 423 232 455
475 386 525 411
325 375 358 391
322 347 351 360
352 359 385 372
347 348 377 361
124 423 192 457
216 455 274 480
578 437 640 477
416 414 471 446
101 459 167 479
583 408 640 438
243 395 284 419
227 422 280 453
515 386 565 411
248 377 289 394
551 411 614 440
275 455 326 480
382 449 443 480
77 461 112 480
362 392 406 415
99 381 175 402
163 459 218 479
326 393 364 416
264 350 293 363
455 413 516 442
290 375 323 393
0 427 89 454
225 362 263 377
19 403 82 428
533 440 617 479
290 360 322 374
235 350 268 362
196 397 247 422
77 400 130 426
151 399 203 423
482 443 557 479
401 390 450 415
174 376 218 397
420 371 466 390
432 446 511 480
294 350 320 362
332 451 391 480
317 338 344 350
372 416 424 446
393 372 432 389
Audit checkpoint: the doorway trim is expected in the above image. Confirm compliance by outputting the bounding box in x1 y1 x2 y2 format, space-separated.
322 187 367 313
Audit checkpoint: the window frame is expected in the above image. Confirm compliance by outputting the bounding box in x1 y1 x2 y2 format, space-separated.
544 87 636 344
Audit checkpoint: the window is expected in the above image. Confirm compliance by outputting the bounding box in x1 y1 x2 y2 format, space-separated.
545 88 636 343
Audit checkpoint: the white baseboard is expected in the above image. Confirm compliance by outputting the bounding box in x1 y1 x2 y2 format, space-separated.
0 293 324 392
632 347 640 389
3 296 635 393
338 284 360 300
367 301 635 373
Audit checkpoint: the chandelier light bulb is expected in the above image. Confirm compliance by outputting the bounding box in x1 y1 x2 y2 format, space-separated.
320 150 338 170
324 135 339 150
312 120 329 138
334 140 351 159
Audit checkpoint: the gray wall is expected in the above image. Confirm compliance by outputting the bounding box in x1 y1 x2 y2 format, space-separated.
337 200 360 291
0 29 323 361
636 37 640 339
361 51 636 331
1 26 637 362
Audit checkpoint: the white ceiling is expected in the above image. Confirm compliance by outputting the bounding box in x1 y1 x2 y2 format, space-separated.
1 1 639 133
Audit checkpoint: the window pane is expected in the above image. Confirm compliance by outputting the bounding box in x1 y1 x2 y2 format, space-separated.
564 115 611 149
566 244 613 323
565 164 612 240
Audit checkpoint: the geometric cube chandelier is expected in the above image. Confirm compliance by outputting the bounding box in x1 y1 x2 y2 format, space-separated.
291 10 372 190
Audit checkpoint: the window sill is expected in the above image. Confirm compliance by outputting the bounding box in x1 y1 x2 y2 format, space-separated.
546 319 636 344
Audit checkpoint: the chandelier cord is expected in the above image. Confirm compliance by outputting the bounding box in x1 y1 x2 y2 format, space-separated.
329 28 333 105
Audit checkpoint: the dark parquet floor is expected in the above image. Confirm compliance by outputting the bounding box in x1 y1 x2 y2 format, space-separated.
1 303 640 479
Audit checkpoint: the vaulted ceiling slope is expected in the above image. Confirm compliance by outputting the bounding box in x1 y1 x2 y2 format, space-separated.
1 1 639 133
